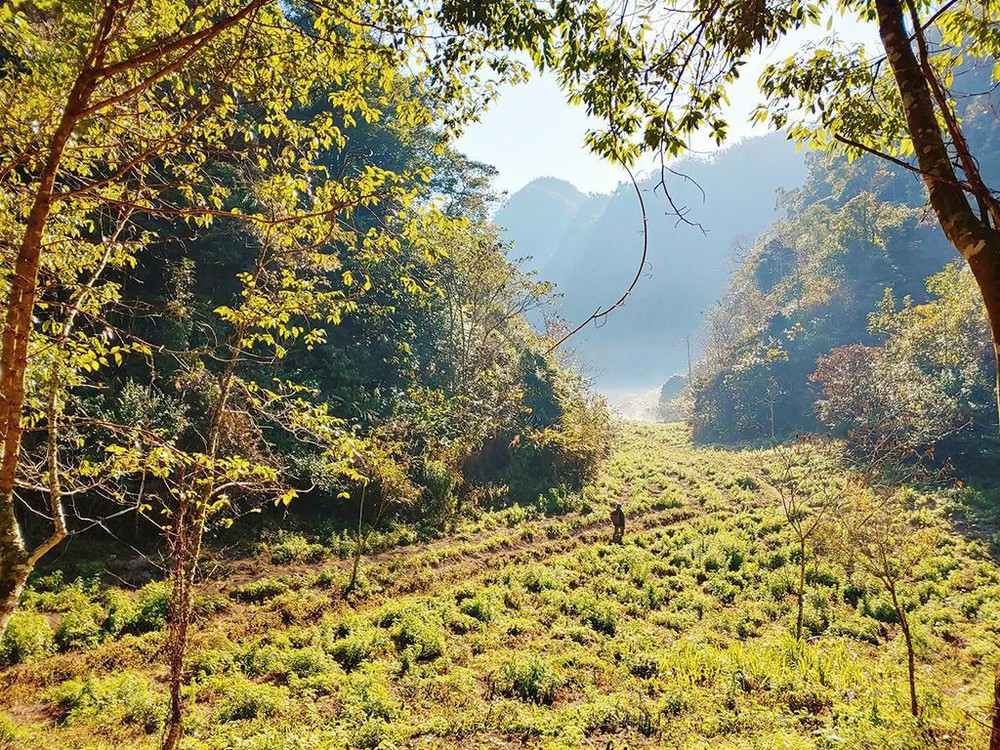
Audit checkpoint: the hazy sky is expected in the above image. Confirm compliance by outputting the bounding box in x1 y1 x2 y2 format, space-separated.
455 14 880 197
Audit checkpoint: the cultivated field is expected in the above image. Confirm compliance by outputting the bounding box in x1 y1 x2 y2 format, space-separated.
1 423 997 750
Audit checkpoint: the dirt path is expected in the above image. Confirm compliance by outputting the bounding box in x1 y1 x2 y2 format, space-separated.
205 460 724 614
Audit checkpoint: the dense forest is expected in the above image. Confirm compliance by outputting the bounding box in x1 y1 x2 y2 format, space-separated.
5 2 1000 750
680 79 1000 466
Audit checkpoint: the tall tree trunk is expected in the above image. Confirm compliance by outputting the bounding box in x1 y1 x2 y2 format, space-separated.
875 0 1000 426
875 3 1000 736
0 71 95 636
162 329 243 750
967 250 1000 430
0 536 29 636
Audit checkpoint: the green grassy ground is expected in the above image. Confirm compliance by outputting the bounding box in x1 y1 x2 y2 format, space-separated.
1 422 998 750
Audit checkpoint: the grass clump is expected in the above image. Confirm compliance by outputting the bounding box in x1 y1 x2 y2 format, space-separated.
54 603 104 651
329 629 383 671
44 671 162 734
229 577 288 604
564 593 619 635
102 581 170 636
0 712 17 745
270 532 326 565
384 604 446 661
213 675 289 723
340 666 399 722
494 654 563 704
458 590 498 623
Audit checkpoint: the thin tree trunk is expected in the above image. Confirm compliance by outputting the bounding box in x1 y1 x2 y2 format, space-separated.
348 536 365 593
162 323 244 749
901 616 918 717
348 484 368 593
162 473 214 750
796 539 806 641
989 662 1000 750
163 487 191 750
888 583 918 717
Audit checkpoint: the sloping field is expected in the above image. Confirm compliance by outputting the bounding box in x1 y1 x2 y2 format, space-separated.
1 423 997 750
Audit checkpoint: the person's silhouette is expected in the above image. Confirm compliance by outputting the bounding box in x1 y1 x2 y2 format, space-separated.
609 503 625 543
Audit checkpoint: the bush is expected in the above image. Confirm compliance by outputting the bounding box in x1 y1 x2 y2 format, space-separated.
388 606 446 661
283 646 333 678
102 590 138 637
189 648 237 679
268 589 329 624
314 569 338 589
565 594 619 635
230 578 288 603
0 712 17 745
215 676 289 722
459 592 498 623
341 667 399 723
54 603 104 651
330 631 381 671
102 581 170 636
863 597 899 624
45 671 162 734
0 612 54 665
270 533 326 565
495 655 563 704
194 593 230 618
421 459 457 521
135 581 170 631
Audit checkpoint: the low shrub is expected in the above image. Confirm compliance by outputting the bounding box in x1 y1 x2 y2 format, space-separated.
268 589 329 624
270 533 326 565
459 592 498 623
330 631 381 671
388 606 446 661
103 581 170 636
45 671 162 734
189 648 237 679
340 667 399 723
0 612 54 665
54 603 104 651
564 594 619 635
0 712 17 745
283 646 334 678
863 596 899 624
494 654 563 704
214 676 289 722
230 578 288 604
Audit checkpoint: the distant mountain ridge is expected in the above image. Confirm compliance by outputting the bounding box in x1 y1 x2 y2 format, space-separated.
496 133 807 390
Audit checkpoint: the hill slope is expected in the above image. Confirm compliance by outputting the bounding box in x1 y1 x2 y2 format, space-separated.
0 424 996 749
497 134 807 390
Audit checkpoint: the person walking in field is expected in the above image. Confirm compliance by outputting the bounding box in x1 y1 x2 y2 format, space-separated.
610 502 625 543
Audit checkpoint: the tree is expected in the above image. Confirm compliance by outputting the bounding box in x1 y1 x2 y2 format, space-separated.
812 262 994 460
765 440 847 641
0 0 523 639
841 486 938 718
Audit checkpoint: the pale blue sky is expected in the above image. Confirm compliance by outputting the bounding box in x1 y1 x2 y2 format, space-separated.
455 14 880 196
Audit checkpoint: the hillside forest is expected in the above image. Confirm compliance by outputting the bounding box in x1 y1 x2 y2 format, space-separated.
3 3 1000 750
